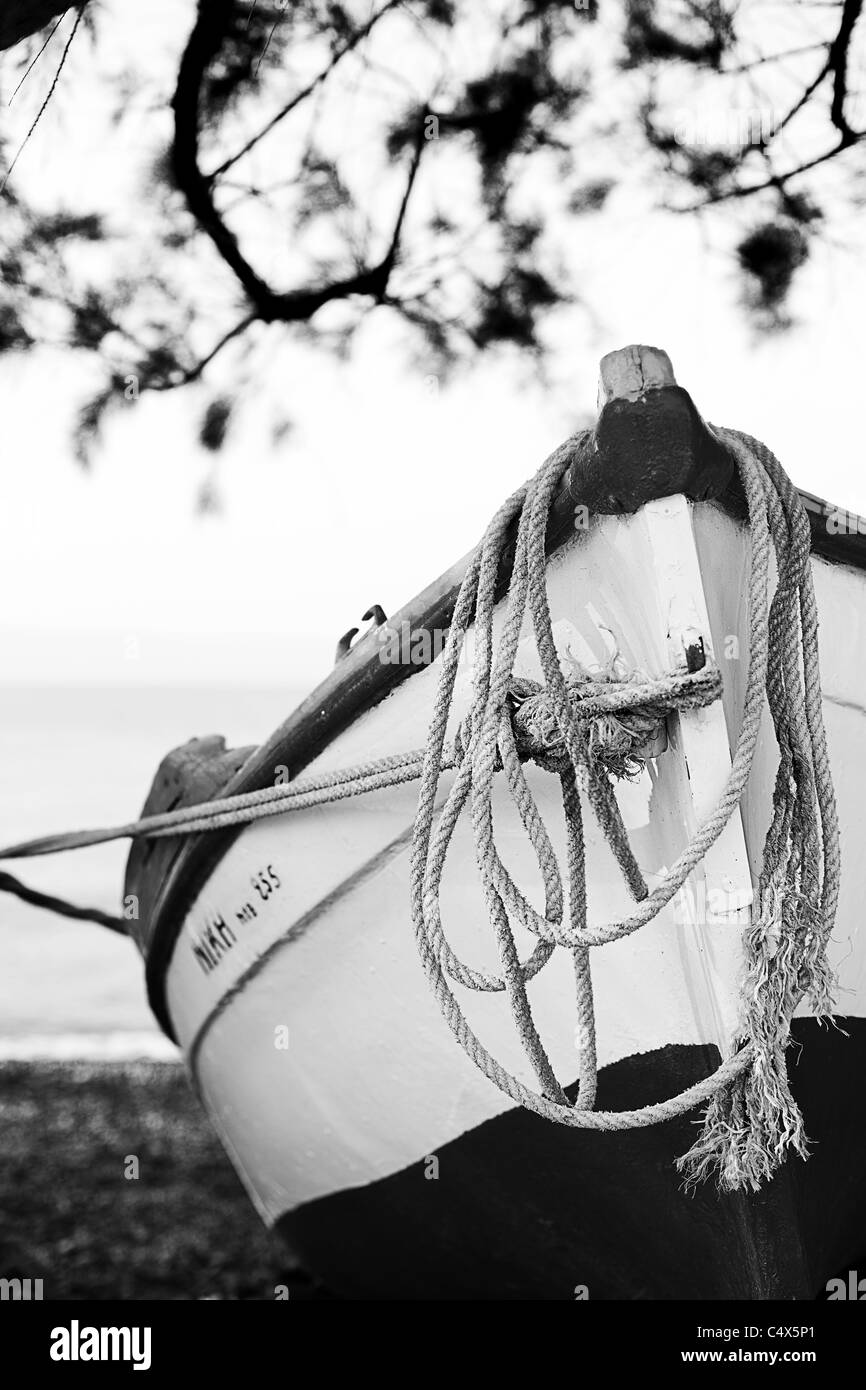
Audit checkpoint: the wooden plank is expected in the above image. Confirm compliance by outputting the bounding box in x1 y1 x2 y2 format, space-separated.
597 343 675 407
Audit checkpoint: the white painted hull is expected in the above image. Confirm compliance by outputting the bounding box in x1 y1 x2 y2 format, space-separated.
161 494 866 1297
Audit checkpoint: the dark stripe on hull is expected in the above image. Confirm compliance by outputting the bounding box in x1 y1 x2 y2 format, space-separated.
276 1018 866 1300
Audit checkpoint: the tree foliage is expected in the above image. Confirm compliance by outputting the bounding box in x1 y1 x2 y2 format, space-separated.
0 0 863 464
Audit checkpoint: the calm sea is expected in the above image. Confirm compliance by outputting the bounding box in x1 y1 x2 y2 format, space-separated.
0 684 306 1059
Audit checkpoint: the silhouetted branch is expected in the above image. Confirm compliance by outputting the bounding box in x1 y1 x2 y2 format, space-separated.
150 312 258 390
828 0 863 142
209 0 404 180
0 0 81 53
171 0 424 329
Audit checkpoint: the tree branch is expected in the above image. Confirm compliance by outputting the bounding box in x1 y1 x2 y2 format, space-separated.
668 0 865 213
724 41 829 75
171 0 278 314
0 0 80 53
673 135 864 212
210 0 404 180
377 124 425 286
150 311 258 389
171 0 425 327
770 55 833 140
828 0 863 143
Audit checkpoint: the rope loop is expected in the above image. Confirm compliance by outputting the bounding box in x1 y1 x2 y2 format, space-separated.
409 426 840 1191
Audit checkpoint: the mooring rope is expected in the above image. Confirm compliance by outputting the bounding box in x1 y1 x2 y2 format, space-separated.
408 426 839 1189
0 426 840 1190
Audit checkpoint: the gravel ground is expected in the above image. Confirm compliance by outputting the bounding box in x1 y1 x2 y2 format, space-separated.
0 1060 333 1300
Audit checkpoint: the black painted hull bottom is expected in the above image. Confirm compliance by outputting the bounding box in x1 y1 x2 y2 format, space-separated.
276 1018 866 1300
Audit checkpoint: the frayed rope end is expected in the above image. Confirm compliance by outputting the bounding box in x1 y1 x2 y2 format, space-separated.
676 1065 811 1195
675 878 837 1194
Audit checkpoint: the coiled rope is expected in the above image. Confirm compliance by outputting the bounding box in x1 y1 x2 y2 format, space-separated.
408 427 839 1189
0 427 840 1190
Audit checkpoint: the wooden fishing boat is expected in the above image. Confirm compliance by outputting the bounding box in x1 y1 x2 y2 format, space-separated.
126 345 866 1300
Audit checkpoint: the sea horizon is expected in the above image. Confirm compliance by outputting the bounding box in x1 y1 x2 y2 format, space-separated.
0 682 309 1057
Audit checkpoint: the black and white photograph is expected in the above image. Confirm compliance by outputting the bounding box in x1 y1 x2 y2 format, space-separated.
1 0 865 1347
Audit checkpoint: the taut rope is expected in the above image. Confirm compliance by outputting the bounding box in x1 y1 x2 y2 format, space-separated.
0 427 840 1190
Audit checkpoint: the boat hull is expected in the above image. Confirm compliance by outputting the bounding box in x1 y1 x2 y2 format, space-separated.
276 1019 866 1300
137 491 866 1300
